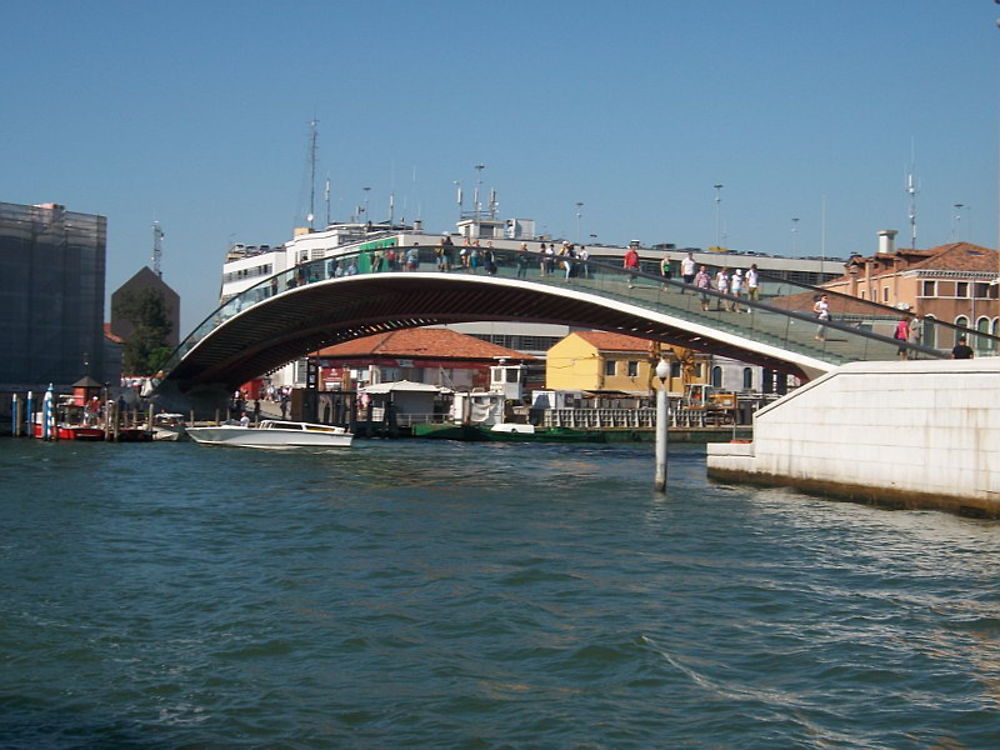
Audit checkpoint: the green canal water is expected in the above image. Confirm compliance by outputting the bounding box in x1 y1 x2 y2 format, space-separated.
1 438 998 748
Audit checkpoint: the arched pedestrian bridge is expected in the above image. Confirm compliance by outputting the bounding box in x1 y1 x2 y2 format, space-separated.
161 246 953 393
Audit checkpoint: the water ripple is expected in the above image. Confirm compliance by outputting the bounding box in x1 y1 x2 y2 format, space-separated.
0 440 998 748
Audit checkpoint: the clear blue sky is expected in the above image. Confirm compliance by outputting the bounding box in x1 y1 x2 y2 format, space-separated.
3 1 997 334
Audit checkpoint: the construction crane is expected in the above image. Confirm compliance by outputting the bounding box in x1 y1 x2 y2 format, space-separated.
152 221 164 278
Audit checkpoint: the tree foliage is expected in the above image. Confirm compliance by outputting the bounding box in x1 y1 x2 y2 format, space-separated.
113 287 173 375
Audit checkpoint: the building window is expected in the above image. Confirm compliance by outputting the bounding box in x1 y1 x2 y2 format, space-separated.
762 369 775 394
627 360 639 377
923 316 937 348
859 290 865 300
956 282 968 298
604 360 616 377
977 318 994 351
975 283 990 299
921 280 936 297
670 362 681 378
883 287 890 303
742 367 753 390
711 366 722 388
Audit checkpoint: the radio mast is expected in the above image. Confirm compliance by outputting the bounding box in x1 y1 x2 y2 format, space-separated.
906 141 919 249
307 119 319 230
152 221 164 278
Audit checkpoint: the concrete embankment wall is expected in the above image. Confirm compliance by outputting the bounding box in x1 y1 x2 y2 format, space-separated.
706 359 1000 517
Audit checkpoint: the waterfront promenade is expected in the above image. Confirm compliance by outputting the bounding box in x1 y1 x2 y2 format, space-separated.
708 358 1000 517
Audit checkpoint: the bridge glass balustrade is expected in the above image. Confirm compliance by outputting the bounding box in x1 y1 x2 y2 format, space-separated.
747 277 1000 357
166 244 987 378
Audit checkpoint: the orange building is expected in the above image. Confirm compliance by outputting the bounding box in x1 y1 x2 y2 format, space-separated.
822 238 1000 348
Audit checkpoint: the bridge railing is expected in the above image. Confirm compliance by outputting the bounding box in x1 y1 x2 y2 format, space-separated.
513 252 938 365
164 242 980 378
748 273 999 357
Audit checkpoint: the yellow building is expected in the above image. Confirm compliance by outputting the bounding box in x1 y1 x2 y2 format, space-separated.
545 331 709 395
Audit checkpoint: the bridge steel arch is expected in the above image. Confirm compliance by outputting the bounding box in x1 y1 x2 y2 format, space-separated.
165 274 835 392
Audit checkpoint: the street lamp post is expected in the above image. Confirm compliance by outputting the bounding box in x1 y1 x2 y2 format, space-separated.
713 184 724 249
654 357 670 492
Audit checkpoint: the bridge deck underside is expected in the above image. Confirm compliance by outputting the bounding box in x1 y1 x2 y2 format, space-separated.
167 277 812 390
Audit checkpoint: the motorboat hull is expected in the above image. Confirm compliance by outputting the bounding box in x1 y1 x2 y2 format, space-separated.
186 421 353 449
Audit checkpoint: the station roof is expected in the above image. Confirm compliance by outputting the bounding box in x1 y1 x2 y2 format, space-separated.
568 331 657 353
312 327 535 361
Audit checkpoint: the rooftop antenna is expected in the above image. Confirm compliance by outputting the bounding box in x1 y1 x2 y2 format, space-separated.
489 187 498 219
952 203 965 241
324 175 331 227
307 118 319 230
713 184 724 248
454 180 463 221
151 221 164 278
906 140 918 249
388 162 396 224
474 163 486 217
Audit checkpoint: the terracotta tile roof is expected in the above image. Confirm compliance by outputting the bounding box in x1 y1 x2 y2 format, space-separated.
907 242 999 273
767 291 880 316
314 327 535 360
571 331 656 353
818 242 999 288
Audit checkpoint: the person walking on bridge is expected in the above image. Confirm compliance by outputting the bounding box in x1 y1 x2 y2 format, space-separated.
624 243 640 288
747 264 760 303
680 252 696 291
714 267 730 311
659 255 672 288
516 242 529 278
813 294 831 341
578 245 590 279
695 265 711 311
894 314 910 359
952 336 974 359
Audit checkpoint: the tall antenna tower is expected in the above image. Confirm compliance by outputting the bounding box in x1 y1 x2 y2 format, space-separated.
906 141 919 249
151 221 164 278
307 118 319 230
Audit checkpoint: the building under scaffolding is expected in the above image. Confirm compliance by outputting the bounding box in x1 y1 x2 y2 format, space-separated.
0 201 107 390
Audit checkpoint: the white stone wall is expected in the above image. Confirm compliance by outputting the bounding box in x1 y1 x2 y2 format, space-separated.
707 358 1000 505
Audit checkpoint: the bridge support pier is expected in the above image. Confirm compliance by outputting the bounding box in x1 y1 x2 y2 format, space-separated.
151 380 231 422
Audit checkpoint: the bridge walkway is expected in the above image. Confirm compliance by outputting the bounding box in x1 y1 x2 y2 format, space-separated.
162 245 970 387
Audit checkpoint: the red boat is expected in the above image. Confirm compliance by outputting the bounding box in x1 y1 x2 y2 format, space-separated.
32 420 105 441
32 395 151 441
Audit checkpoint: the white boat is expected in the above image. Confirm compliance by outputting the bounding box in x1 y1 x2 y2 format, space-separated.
150 412 187 441
186 419 353 449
